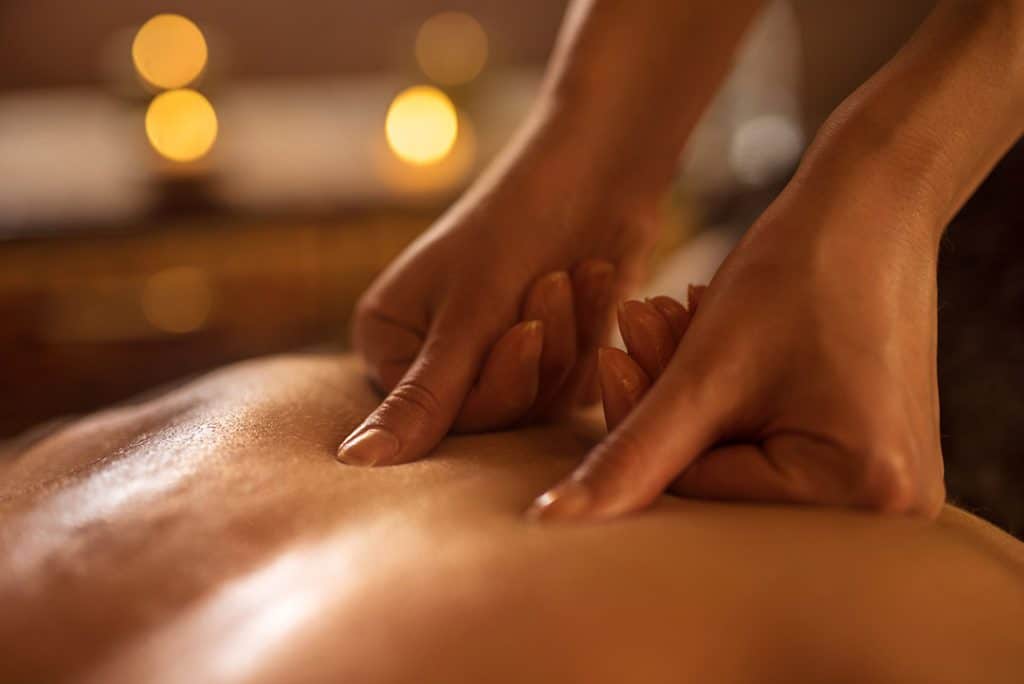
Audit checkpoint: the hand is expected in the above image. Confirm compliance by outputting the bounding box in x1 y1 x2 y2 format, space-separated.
449 264 617 433
337 123 659 466
595 289 701 433
441 272 698 436
530 204 947 521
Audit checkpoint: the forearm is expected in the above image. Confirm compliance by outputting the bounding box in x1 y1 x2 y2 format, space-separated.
513 0 764 199
781 0 1024 248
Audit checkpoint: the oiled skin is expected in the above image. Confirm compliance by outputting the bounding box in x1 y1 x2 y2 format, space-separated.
0 353 1022 683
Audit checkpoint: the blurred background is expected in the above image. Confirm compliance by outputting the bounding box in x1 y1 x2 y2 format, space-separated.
1 1 1020 533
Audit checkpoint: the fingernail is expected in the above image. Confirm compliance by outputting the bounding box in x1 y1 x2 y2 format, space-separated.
337 428 398 466
543 272 571 310
526 480 592 522
619 300 672 372
598 347 649 394
520 320 544 361
521 319 543 338
524 272 569 322
646 296 690 339
620 299 656 331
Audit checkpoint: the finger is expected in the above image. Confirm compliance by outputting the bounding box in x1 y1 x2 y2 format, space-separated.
560 351 600 412
528 356 728 521
522 271 577 414
688 284 707 313
352 307 424 392
602 295 699 430
572 260 616 350
597 347 650 431
454 321 544 433
617 300 675 379
552 260 617 412
375 361 409 393
645 295 691 344
339 306 502 467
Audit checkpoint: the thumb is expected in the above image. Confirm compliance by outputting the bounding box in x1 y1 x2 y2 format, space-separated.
338 308 500 467
529 360 727 521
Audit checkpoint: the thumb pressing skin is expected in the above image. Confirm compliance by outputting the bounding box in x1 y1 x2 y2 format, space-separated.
338 309 501 467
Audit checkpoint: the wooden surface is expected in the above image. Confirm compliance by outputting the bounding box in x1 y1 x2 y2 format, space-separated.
0 211 428 436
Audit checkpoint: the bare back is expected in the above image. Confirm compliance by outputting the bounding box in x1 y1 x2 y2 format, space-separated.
1 353 1021 683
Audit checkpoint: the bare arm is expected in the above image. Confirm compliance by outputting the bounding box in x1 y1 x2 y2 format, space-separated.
784 0 1024 245
533 0 1024 523
527 0 766 195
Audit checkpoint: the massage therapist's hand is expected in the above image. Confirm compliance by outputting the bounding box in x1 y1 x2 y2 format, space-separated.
531 180 949 521
335 0 773 465
523 0 1024 521
337 116 659 467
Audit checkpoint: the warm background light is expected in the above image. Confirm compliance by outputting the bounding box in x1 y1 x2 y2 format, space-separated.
141 266 214 334
145 89 218 162
415 12 488 86
132 14 208 90
385 86 458 166
374 110 477 195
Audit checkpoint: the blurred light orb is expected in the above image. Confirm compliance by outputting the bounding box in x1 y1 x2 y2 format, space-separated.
385 86 458 166
729 114 804 187
145 89 218 162
132 14 208 89
415 12 488 86
375 109 477 194
141 266 214 334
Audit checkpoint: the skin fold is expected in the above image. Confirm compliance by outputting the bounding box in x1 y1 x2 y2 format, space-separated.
1 348 1023 682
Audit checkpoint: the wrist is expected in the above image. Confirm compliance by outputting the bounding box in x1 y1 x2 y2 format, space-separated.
478 99 667 223
770 0 1024 259
764 99 955 261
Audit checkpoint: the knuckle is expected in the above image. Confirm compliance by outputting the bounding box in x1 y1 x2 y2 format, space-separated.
585 429 648 494
672 356 730 418
351 299 390 350
353 291 376 321
578 425 672 518
352 304 426 366
384 378 445 423
353 286 390 327
920 480 947 518
856 446 916 514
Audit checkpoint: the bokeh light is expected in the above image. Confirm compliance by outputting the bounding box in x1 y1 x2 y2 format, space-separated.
132 14 208 90
375 110 477 195
728 114 804 187
385 86 458 166
145 89 218 162
141 266 214 334
415 12 488 86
